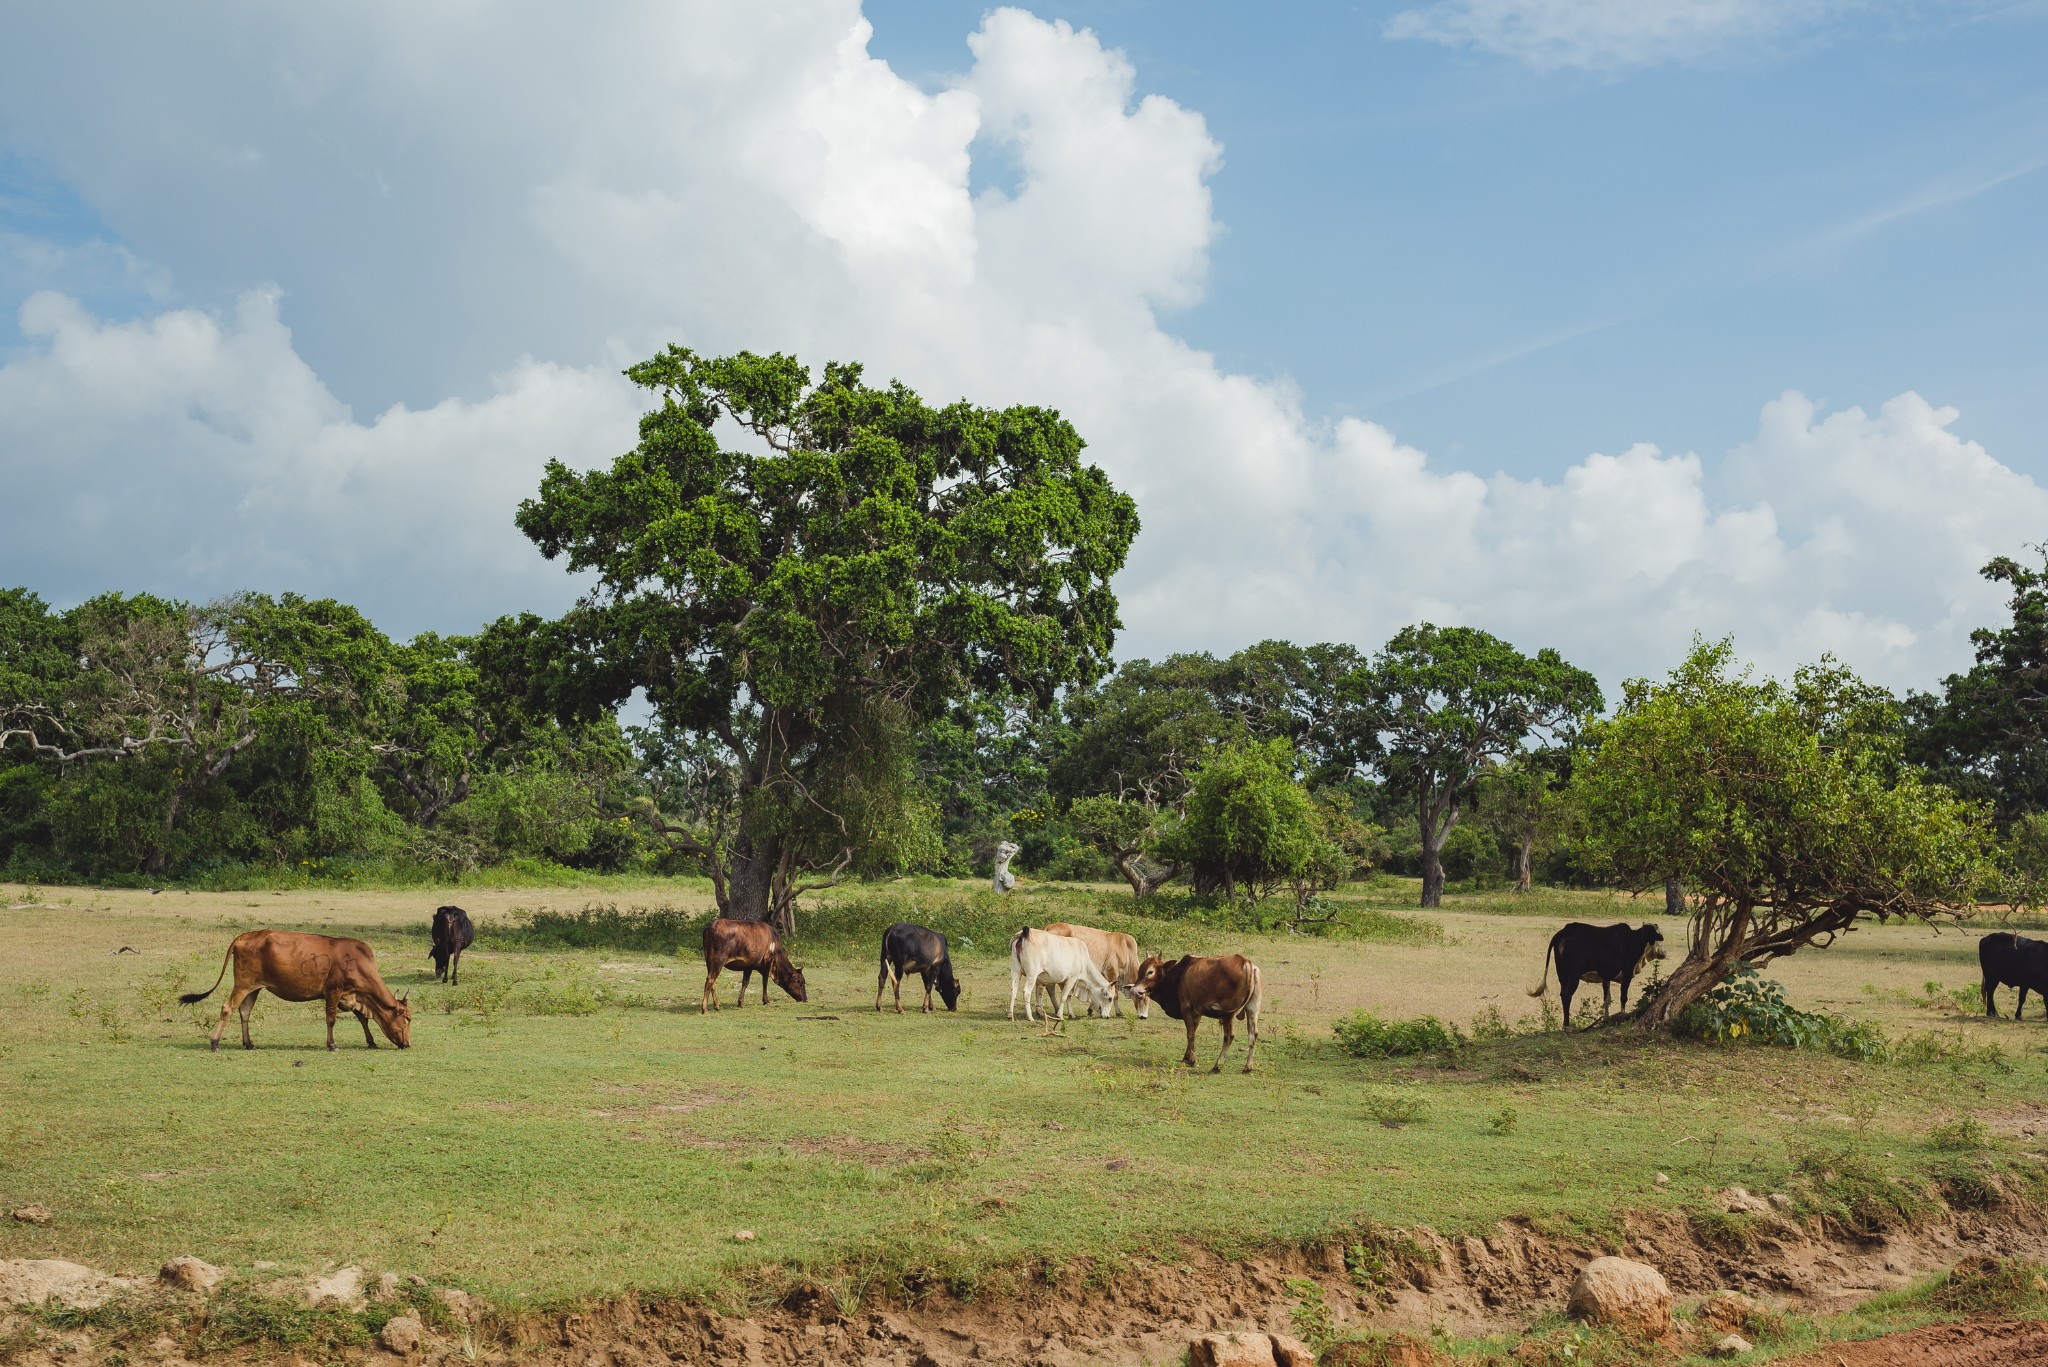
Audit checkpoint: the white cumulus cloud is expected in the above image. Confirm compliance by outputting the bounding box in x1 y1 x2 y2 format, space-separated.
0 1 2039 695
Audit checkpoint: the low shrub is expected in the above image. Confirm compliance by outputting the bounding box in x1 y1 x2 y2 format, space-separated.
1334 1010 1465 1058
1929 1114 1989 1151
1362 1088 1430 1129
1678 964 1893 1060
1789 1145 1929 1236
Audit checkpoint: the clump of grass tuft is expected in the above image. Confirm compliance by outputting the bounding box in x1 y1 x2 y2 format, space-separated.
1362 1088 1429 1129
1789 1145 1929 1236
1928 1255 2048 1316
1334 1010 1464 1058
1929 1114 1988 1151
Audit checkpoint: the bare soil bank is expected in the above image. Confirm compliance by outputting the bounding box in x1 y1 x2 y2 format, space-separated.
7 1202 2043 1367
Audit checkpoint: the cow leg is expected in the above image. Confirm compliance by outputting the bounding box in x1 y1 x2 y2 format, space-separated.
1214 1014 1235 1073
325 994 339 1051
760 969 771 1006
1984 976 1999 1018
450 948 462 986
1182 1016 1200 1068
1241 1006 1258 1074
2018 985 2030 1022
701 970 718 1014
919 971 932 1014
895 972 906 1015
734 968 751 1008
355 1007 377 1048
1618 971 1634 1015
1559 979 1577 1030
875 962 890 1013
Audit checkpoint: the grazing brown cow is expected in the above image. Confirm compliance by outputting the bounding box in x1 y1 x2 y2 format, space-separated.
701 918 808 1013
1041 922 1148 1018
179 930 412 1052
1131 953 1263 1073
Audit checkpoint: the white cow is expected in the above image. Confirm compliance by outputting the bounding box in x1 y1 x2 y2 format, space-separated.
1008 927 1115 1022
1042 921 1149 1018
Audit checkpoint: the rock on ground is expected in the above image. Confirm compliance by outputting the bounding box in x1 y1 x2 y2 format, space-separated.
1567 1256 1673 1337
379 1314 424 1354
305 1265 367 1310
1712 1332 1754 1357
434 1287 477 1324
158 1257 222 1294
1189 1330 1318 1367
1719 1186 1774 1216
0 1259 142 1310
9 1205 52 1226
1189 1331 1278 1367
1698 1290 1755 1333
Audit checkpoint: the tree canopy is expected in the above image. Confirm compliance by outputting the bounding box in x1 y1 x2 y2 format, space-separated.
1358 623 1602 907
1578 639 2000 1030
505 347 1138 925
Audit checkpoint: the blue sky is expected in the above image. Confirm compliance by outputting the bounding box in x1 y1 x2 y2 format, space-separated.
1 2 2045 692
865 0 2048 478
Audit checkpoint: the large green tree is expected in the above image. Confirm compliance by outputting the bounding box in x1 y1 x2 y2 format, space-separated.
1358 624 1602 907
1578 640 1999 1031
1908 549 2048 824
506 347 1138 927
0 592 387 873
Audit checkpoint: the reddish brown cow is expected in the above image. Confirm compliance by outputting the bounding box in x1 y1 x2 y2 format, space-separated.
1131 953 1263 1073
179 930 412 1052
701 918 808 1013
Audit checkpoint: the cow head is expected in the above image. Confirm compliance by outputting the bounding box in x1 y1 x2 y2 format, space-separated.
377 992 413 1049
775 962 808 1003
1131 956 1164 999
936 963 962 1011
1640 924 1667 961
1124 981 1151 1019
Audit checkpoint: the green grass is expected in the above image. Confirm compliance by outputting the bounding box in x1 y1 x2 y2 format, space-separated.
1 879 2040 1317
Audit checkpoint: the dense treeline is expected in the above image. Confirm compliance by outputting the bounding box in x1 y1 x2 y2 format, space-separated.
1 346 2038 1027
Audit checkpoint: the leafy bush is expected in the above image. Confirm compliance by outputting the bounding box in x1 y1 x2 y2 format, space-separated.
1929 1114 1989 1151
502 903 704 954
1677 963 1894 1059
1335 1010 1465 1058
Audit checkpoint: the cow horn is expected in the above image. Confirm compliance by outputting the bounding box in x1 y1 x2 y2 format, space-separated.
400 991 409 1005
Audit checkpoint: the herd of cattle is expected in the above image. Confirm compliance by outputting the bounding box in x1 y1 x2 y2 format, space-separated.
171 906 2048 1066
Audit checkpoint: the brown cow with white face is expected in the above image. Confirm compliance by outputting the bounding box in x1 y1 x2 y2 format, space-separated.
1130 953 1262 1073
180 930 412 1052
701 918 807 1012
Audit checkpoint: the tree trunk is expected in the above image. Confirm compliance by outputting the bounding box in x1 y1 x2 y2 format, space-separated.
1636 904 1751 1032
145 786 186 876
1516 821 1534 893
1418 797 1448 908
1112 848 1178 898
723 831 780 922
1664 878 1684 916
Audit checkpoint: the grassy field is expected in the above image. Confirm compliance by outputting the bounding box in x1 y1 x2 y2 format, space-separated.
1 875 2040 1315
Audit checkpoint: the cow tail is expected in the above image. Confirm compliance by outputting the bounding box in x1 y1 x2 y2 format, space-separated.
1527 934 1557 998
1241 963 1263 1023
179 946 232 1004
1010 926 1028 970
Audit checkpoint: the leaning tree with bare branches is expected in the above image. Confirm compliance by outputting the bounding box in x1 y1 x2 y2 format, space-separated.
1576 639 2001 1032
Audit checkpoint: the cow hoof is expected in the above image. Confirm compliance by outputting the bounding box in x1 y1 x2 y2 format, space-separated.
210 1040 219 1052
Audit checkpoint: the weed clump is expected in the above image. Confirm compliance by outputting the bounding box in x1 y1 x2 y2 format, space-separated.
1335 1010 1465 1058
1928 1255 2048 1316
1788 1145 1928 1235
1362 1088 1430 1129
1929 1114 1988 1151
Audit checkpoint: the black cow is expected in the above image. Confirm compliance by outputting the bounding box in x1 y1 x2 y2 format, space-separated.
876 922 961 1014
1980 932 2048 1020
1527 921 1665 1027
429 904 475 985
